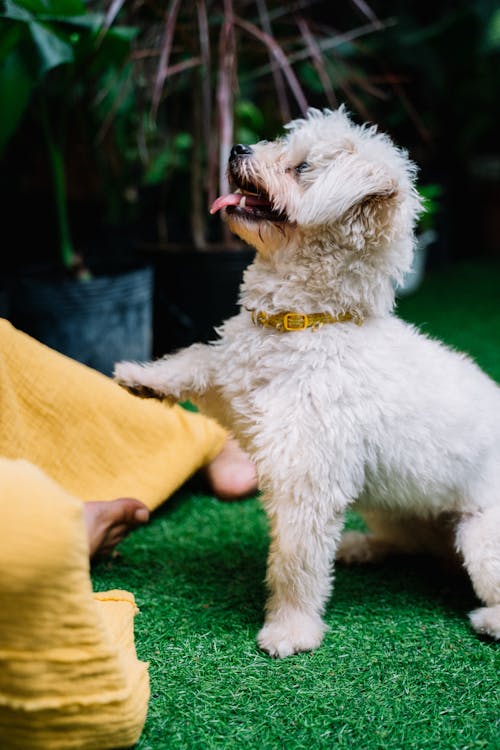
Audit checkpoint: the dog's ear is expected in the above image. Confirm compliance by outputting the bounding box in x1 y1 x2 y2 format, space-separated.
344 176 400 251
316 150 407 251
297 153 399 228
339 158 399 217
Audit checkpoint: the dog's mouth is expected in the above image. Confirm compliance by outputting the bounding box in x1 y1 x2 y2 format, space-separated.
210 178 287 223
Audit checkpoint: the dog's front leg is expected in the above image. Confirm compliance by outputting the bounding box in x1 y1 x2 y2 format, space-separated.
114 343 215 404
258 486 347 658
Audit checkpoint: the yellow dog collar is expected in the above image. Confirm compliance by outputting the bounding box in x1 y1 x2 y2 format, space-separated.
249 309 363 332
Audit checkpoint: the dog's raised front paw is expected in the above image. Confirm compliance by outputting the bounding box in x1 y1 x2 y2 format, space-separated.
469 605 500 640
113 361 176 403
257 612 326 658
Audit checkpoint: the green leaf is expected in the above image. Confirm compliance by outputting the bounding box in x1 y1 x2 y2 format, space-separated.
0 20 24 62
85 25 137 74
39 12 107 32
42 0 86 14
143 146 172 185
235 99 265 131
0 47 34 153
483 8 500 50
143 133 192 185
417 184 443 231
2 0 86 18
174 132 192 150
28 20 74 75
1 0 33 22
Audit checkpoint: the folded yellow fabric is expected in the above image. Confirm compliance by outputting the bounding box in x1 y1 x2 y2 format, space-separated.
0 459 149 750
0 319 226 510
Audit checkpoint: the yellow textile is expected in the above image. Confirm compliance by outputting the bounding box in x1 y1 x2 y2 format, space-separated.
0 319 226 509
0 459 149 749
0 320 227 749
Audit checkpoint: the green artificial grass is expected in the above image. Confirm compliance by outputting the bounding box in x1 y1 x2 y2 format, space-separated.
92 261 500 750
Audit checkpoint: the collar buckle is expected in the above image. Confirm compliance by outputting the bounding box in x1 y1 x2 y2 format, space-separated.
283 312 309 331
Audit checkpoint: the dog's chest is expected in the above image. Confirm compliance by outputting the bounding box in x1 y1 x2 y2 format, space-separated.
211 320 356 411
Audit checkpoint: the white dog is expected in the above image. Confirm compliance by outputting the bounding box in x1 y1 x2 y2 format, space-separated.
115 108 500 657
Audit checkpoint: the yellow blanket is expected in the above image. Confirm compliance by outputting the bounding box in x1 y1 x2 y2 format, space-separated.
0 320 226 749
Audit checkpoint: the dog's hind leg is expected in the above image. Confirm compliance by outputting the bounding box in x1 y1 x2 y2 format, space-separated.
336 530 407 564
337 510 456 565
455 506 500 639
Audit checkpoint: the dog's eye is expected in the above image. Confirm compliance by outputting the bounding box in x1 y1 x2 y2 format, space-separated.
294 161 309 175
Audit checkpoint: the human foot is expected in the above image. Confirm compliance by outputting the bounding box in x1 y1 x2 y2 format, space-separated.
205 436 258 501
84 498 150 558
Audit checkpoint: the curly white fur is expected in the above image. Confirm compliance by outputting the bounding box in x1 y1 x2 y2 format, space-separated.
115 108 500 657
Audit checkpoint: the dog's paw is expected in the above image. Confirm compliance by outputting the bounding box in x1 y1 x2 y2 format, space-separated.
113 361 176 403
336 531 389 564
469 605 500 640
257 612 326 658
113 360 155 390
121 382 172 401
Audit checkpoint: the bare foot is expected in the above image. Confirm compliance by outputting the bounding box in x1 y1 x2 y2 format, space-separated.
205 436 258 501
84 498 150 558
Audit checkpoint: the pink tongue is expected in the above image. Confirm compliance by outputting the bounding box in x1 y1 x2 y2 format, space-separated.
210 193 242 214
210 193 271 215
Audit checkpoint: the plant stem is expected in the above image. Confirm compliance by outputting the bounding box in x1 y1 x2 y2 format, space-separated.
39 93 78 271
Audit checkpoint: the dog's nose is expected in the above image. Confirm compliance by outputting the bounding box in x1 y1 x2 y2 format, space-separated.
230 144 253 161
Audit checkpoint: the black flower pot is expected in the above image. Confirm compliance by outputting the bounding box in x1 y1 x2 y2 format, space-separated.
8 261 153 376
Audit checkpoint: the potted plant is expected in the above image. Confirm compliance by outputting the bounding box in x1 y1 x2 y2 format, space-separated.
0 0 153 375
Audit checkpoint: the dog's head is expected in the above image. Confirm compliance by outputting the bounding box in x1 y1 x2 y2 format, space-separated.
211 107 422 263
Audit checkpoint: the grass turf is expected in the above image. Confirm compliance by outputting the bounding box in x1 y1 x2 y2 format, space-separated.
92 261 500 750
